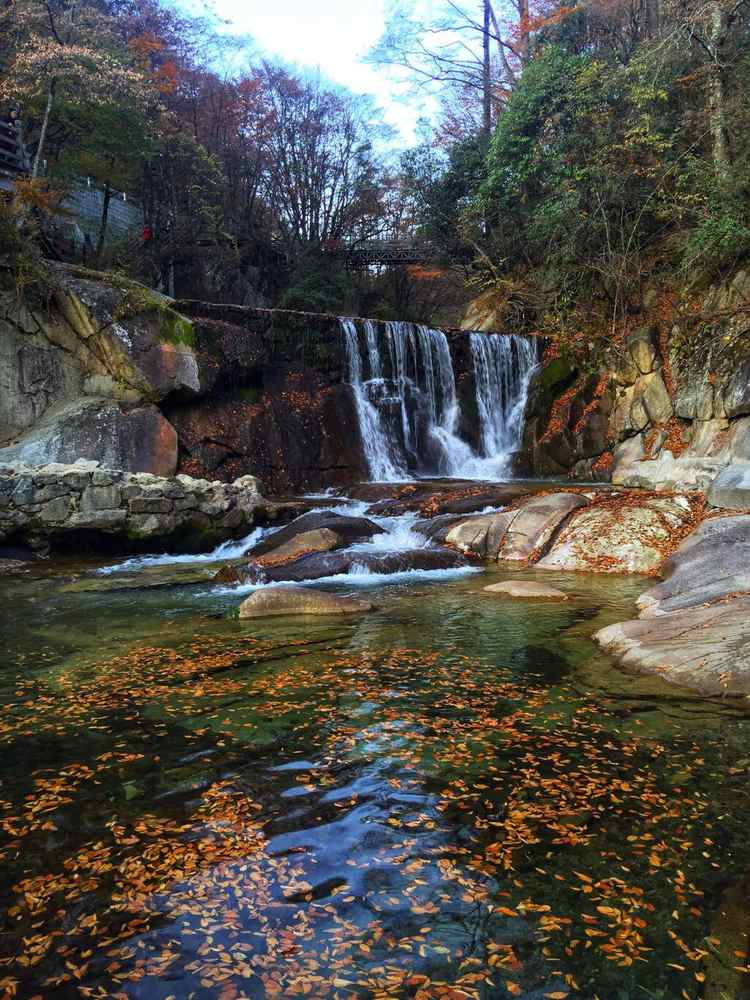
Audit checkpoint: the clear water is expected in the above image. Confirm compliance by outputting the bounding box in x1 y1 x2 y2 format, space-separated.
1 547 749 999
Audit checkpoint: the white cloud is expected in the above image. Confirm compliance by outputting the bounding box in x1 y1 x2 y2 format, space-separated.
181 0 434 145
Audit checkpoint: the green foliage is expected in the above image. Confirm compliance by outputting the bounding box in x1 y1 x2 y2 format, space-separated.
278 252 357 315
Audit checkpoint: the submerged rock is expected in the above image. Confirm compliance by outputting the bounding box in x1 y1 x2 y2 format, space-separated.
238 587 373 618
483 581 568 599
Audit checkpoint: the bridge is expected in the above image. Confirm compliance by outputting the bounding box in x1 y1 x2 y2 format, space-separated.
320 239 471 269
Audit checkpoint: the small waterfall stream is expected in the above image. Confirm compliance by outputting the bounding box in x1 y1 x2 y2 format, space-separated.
340 318 538 482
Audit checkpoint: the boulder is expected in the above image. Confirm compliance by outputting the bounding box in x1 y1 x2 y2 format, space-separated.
595 597 750 695
483 581 568 599
444 492 588 562
224 547 470 586
498 493 588 562
628 327 658 375
445 510 518 560
707 463 750 511
535 495 695 574
637 515 750 615
247 511 382 558
0 399 178 477
239 587 373 619
253 528 343 568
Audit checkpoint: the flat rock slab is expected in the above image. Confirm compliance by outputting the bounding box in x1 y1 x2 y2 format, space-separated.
638 514 750 614
536 496 695 575
239 586 373 619
483 581 568 599
595 596 750 695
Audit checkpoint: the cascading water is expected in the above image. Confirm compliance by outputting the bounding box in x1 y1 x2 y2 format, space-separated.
339 318 537 482
467 332 539 478
341 319 406 481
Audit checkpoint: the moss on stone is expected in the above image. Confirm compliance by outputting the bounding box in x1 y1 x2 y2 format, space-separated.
539 356 576 391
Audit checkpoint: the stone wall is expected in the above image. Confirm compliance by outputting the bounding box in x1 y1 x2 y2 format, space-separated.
0 460 264 553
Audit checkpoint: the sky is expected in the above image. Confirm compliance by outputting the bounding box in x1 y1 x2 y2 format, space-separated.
181 0 439 146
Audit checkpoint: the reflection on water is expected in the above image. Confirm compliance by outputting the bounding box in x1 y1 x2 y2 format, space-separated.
1 564 749 999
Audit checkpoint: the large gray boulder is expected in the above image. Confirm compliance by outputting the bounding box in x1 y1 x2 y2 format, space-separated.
536 495 695 574
497 493 588 561
444 492 587 562
595 597 750 695
638 514 750 615
239 587 373 619
0 399 178 478
707 464 750 511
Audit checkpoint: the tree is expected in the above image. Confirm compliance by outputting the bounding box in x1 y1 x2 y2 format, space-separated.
257 67 386 259
0 0 159 179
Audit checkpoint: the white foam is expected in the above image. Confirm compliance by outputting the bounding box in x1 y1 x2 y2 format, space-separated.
97 526 270 575
213 563 482 597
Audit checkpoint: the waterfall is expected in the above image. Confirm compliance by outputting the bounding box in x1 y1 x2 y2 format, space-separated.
468 333 538 478
339 319 537 482
340 319 406 482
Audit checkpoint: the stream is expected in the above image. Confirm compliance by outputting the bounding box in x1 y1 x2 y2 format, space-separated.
1 481 749 999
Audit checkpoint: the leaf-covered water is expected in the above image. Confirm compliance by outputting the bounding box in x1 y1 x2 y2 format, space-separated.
1 565 749 1000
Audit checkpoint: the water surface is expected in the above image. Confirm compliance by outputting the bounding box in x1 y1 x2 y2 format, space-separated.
1 555 749 999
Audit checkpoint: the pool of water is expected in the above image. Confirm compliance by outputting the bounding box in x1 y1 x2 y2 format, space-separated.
1 549 749 999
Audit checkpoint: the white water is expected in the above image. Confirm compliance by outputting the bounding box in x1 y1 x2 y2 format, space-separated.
214 564 481 597
469 333 539 478
96 525 270 575
341 319 406 482
340 319 537 482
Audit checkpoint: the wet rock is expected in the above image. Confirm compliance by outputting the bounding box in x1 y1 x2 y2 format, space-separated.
226 547 469 586
253 528 343 568
483 581 568 599
595 596 750 695
536 495 695 574
247 511 382 558
238 586 373 619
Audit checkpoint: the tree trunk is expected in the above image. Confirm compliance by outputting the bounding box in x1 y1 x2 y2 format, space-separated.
517 0 530 64
32 78 56 179
96 179 113 262
483 0 492 139
708 3 730 181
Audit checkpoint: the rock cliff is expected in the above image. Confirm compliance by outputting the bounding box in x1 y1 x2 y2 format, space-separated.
514 272 750 507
